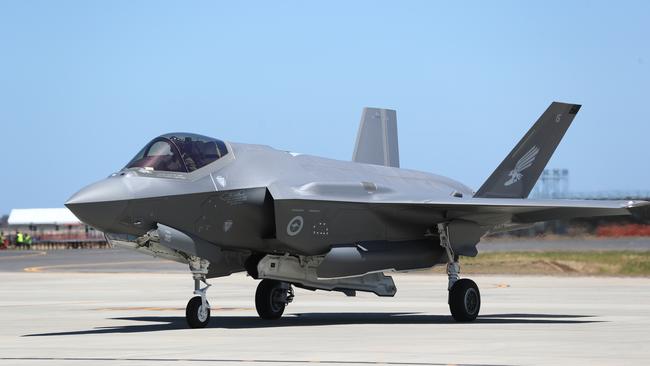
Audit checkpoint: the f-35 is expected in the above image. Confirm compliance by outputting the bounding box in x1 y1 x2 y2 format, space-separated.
66 102 650 327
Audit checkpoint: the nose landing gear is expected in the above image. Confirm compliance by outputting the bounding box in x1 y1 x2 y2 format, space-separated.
186 257 211 328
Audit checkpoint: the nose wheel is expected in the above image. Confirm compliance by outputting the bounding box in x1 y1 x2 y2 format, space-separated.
186 257 211 328
255 279 294 320
186 295 210 328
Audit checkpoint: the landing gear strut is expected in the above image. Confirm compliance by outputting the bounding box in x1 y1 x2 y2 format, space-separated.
255 279 294 320
186 257 211 328
437 223 481 322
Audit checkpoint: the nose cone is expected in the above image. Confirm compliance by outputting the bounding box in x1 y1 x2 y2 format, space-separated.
65 177 132 232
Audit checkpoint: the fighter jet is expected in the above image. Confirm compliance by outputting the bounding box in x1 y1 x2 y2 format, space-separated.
66 102 650 328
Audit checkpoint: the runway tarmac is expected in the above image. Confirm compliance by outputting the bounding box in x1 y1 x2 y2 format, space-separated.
1 240 650 365
1 270 650 365
0 249 186 273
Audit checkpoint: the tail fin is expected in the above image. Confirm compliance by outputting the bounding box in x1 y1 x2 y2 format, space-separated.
474 102 581 198
352 107 400 167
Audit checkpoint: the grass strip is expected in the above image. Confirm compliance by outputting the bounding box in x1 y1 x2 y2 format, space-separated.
429 251 650 276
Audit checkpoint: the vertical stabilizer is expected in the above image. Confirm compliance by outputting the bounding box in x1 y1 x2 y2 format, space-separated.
474 102 581 198
352 107 399 167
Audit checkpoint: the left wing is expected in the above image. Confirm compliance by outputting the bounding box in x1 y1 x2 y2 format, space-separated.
272 192 650 256
275 193 650 227
409 197 650 225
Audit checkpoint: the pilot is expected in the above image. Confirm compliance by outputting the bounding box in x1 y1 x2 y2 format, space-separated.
180 139 198 172
182 152 197 172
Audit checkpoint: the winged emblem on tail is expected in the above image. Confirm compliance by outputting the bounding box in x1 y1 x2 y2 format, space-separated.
504 145 539 186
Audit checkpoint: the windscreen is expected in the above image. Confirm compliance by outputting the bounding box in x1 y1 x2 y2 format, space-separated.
125 133 228 172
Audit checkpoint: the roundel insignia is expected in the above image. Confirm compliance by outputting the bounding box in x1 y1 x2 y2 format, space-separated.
286 216 304 236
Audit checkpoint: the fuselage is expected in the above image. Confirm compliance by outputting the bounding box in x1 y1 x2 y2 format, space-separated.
66 138 473 257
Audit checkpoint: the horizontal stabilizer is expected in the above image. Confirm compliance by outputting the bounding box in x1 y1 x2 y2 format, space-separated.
352 107 400 167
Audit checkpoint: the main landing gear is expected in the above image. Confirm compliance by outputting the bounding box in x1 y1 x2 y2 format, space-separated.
186 257 211 328
182 225 478 327
255 279 294 320
438 223 481 322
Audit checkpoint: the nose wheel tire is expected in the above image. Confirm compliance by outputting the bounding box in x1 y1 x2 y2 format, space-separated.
255 279 292 320
449 278 480 322
186 296 211 328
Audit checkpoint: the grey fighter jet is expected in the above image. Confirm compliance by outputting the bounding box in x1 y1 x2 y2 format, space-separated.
66 102 650 327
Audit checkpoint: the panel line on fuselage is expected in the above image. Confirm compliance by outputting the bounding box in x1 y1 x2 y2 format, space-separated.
209 172 219 192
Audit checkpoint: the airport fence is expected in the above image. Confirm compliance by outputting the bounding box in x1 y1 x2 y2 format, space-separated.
10 240 110 250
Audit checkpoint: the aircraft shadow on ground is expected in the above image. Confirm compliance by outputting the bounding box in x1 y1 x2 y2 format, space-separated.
24 312 601 337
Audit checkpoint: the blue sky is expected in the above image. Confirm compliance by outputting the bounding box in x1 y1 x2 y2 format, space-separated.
0 1 648 214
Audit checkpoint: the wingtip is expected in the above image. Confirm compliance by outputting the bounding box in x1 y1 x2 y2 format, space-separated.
628 201 650 222
626 200 650 207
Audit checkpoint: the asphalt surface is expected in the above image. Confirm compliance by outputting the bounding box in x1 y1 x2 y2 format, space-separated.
0 248 185 273
1 272 649 365
1 239 649 365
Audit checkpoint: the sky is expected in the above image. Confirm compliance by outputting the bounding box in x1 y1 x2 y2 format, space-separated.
0 1 649 214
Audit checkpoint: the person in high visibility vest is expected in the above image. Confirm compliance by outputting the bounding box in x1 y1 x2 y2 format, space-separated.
16 232 24 246
24 233 32 246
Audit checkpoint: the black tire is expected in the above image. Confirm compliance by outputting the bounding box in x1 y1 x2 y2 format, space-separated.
255 279 287 320
449 278 481 322
186 296 210 328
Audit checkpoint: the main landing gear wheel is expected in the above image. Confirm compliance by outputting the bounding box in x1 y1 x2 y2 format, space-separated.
437 222 480 322
186 296 211 328
255 279 294 320
449 278 481 322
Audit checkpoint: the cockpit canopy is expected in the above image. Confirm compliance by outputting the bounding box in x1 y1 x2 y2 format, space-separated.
125 133 228 173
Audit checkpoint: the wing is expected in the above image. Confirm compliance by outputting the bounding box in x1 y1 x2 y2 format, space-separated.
269 179 650 227
418 197 650 225
268 180 649 257
276 195 650 227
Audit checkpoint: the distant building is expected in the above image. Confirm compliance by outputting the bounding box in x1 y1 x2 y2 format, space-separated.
6 208 104 244
531 169 569 199
8 208 79 228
